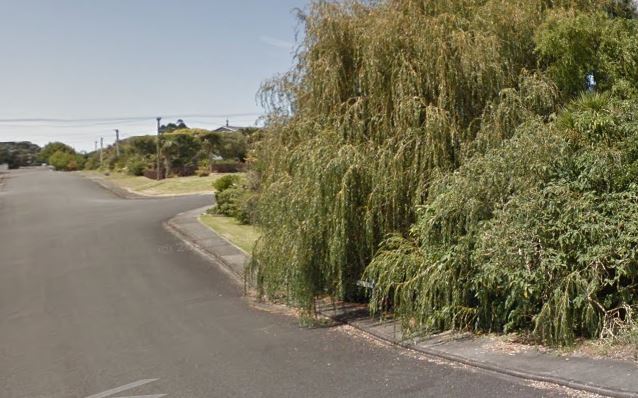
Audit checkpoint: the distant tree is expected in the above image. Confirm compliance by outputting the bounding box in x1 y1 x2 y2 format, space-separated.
161 133 199 177
160 119 188 134
126 136 156 157
48 150 77 171
161 138 177 177
0 147 9 164
39 142 75 164
84 154 100 170
200 132 222 172
218 132 248 161
0 141 41 168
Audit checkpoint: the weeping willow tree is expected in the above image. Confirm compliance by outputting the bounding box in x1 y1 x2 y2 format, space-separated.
250 0 608 309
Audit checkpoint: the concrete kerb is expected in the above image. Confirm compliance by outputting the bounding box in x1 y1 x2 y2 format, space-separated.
164 206 246 286
362 328 638 398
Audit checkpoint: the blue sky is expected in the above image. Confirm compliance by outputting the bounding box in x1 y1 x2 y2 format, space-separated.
0 0 308 151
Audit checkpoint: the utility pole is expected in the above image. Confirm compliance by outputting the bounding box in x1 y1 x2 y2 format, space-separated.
94 141 98 152
99 137 104 169
114 129 120 157
156 117 162 180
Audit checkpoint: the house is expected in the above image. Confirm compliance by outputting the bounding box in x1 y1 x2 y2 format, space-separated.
213 119 245 133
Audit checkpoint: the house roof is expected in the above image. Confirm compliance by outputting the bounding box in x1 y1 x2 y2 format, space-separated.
213 125 243 132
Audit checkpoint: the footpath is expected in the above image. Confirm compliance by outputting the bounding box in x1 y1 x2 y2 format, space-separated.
166 206 638 398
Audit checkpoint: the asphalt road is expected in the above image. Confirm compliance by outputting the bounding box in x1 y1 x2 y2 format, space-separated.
0 169 568 398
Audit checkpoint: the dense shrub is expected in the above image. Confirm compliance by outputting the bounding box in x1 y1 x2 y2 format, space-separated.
83 155 99 170
48 150 78 171
126 136 157 157
249 0 638 345
213 174 241 192
535 10 638 96
0 142 40 168
212 174 257 224
215 186 256 224
216 188 242 218
39 142 75 164
126 156 147 176
217 132 249 161
365 92 638 345
250 0 588 309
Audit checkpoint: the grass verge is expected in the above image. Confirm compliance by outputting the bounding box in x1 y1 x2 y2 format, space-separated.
84 171 242 195
199 214 260 253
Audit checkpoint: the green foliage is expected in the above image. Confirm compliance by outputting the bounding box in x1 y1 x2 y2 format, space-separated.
126 156 147 176
249 0 638 345
160 133 201 176
250 0 595 310
79 125 253 177
213 174 240 192
365 93 638 345
535 10 638 95
159 119 188 134
39 142 75 163
217 132 248 161
0 141 40 168
74 153 87 170
213 174 256 224
48 150 78 171
215 185 256 224
126 136 156 157
84 155 99 170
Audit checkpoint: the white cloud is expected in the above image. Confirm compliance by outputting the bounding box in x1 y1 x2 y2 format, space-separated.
259 35 294 50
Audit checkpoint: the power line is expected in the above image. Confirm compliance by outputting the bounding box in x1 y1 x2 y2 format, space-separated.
0 112 261 124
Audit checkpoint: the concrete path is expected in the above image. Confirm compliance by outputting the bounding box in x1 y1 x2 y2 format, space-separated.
167 188 638 398
0 168 565 397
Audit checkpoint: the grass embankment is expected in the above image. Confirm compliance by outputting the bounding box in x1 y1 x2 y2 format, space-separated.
86 171 242 195
199 214 260 253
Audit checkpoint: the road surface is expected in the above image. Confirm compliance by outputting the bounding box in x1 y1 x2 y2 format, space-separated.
0 169 567 397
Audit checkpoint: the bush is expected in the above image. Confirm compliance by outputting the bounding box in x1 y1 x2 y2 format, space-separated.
39 142 75 163
126 157 147 176
250 0 638 345
48 150 77 171
213 174 240 192
74 154 87 170
364 94 638 346
84 155 99 170
218 132 248 161
535 10 638 96
215 186 255 224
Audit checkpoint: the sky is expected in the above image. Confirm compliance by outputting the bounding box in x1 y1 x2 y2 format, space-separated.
0 0 308 151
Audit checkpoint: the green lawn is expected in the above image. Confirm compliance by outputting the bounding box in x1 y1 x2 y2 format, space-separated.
85 172 242 195
199 214 260 253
